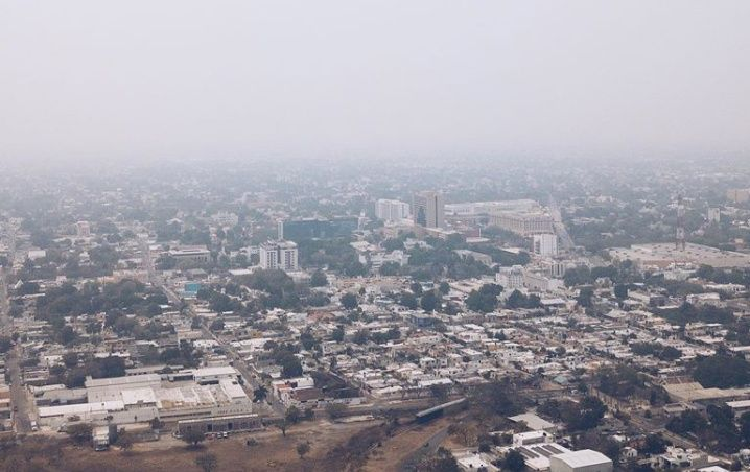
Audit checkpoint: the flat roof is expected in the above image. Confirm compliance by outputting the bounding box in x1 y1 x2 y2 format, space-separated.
85 374 161 388
509 413 556 430
39 400 125 418
552 449 612 468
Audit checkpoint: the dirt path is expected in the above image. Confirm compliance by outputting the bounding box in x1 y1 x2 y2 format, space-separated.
363 418 451 472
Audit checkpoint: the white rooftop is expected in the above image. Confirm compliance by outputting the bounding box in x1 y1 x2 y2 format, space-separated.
552 449 612 468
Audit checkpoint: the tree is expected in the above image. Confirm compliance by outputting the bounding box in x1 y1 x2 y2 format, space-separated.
253 385 268 403
341 292 358 310
429 383 449 402
326 403 348 420
117 431 134 454
505 449 526 472
353 330 369 345
286 406 302 424
182 429 205 448
278 419 288 437
694 353 750 388
420 290 440 312
565 396 607 430
0 336 11 354
382 238 405 252
379 261 400 276
399 292 419 309
614 284 629 300
278 351 303 378
417 447 460 472
465 284 502 312
741 411 750 443
331 326 345 342
667 409 707 435
209 319 225 331
297 442 310 459
310 271 328 287
639 434 666 454
577 287 594 308
63 352 78 368
67 423 93 446
60 326 77 346
195 453 218 472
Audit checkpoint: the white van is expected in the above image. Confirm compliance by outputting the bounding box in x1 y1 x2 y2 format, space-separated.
30 421 39 432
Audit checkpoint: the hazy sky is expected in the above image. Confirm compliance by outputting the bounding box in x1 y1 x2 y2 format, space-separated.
2 1 749 164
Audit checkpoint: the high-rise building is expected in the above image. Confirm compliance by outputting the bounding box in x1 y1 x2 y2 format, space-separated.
76 220 91 238
707 207 721 223
376 199 410 223
259 240 299 271
413 191 445 229
533 234 558 256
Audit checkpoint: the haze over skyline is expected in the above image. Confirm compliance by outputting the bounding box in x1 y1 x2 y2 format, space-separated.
2 0 750 165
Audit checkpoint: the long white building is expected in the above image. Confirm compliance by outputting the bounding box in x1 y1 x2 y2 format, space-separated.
376 199 410 223
490 211 555 236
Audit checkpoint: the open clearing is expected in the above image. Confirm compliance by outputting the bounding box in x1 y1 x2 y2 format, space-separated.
7 421 376 472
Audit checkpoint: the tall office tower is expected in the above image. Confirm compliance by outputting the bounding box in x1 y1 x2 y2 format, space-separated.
413 191 445 229
259 240 299 271
533 233 559 256
376 198 410 223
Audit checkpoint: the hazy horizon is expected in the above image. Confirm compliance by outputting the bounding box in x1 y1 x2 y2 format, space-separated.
2 0 750 165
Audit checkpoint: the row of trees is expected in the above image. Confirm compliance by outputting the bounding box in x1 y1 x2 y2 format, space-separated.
667 405 750 453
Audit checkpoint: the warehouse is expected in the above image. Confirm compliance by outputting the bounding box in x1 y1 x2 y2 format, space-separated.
549 450 613 472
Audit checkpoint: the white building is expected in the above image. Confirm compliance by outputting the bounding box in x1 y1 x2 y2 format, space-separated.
376 199 410 223
212 212 239 228
533 234 558 256
490 211 555 236
76 220 91 238
497 265 524 289
549 450 613 472
370 250 409 271
259 240 299 271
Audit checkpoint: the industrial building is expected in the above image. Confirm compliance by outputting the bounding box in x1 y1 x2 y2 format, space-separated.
549 450 613 472
37 368 251 430
609 242 750 268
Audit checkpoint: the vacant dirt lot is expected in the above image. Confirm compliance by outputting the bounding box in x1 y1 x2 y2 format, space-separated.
2 420 377 472
363 417 451 472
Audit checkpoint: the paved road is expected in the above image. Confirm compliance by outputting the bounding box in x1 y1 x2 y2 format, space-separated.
0 266 10 330
548 194 575 251
202 324 283 417
155 277 281 417
7 348 32 432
